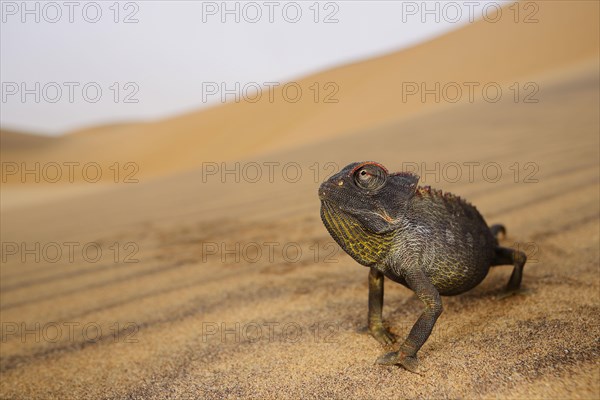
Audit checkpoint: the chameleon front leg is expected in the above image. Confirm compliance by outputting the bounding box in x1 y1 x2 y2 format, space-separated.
376 268 443 372
368 268 396 345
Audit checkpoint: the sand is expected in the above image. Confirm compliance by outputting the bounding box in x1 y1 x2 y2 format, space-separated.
1 1 599 399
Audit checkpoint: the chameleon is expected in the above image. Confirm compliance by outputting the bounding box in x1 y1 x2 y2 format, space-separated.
318 161 527 372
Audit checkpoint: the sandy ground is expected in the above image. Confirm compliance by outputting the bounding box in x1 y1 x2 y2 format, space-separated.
1 56 599 399
1 1 600 398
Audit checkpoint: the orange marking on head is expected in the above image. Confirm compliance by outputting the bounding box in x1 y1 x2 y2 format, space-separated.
349 161 388 175
379 209 395 222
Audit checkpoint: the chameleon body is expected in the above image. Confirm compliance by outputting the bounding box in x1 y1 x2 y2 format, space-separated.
319 161 527 372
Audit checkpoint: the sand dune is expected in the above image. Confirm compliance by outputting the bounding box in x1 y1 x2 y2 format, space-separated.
1 0 598 184
0 129 56 149
1 1 599 398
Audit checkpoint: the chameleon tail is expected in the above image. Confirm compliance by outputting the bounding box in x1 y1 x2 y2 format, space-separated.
490 224 506 245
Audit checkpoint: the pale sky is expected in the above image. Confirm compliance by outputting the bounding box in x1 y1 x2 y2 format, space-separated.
1 0 512 135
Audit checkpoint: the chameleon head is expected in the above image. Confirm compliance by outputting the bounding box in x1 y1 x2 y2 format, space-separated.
319 161 419 228
319 161 389 214
318 161 419 265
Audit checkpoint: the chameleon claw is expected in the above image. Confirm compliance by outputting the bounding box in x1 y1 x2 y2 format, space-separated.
376 351 399 365
376 351 420 373
369 325 396 346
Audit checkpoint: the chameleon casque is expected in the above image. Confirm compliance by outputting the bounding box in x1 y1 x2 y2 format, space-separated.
319 161 527 372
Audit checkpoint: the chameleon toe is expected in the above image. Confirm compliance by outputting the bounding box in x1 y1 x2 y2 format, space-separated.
369 326 396 346
375 351 400 365
376 351 420 373
497 287 532 300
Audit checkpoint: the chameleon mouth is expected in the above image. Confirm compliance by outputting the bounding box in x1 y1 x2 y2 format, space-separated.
318 188 357 216
320 199 355 225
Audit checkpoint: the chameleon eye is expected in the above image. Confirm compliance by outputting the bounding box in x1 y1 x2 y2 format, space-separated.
354 164 387 191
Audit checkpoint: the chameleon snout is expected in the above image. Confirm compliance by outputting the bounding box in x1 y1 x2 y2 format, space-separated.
319 179 345 201
318 181 331 200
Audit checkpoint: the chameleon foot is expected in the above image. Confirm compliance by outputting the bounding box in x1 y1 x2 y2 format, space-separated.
375 351 420 373
497 287 532 300
369 325 396 346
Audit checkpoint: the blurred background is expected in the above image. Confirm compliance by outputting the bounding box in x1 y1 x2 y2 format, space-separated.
3 0 515 134
1 1 599 399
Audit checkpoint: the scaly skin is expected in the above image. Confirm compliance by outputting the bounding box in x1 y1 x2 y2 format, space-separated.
319 161 527 372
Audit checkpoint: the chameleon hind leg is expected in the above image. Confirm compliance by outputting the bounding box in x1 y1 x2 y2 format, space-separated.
368 268 396 345
492 246 527 292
